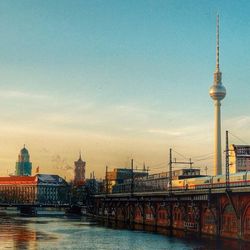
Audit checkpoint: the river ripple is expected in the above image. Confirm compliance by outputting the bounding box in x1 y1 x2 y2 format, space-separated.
0 212 248 250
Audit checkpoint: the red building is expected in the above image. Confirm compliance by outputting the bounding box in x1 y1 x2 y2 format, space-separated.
0 174 69 204
73 153 86 186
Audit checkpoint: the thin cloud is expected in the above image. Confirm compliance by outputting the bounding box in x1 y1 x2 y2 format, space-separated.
147 129 183 136
0 90 48 100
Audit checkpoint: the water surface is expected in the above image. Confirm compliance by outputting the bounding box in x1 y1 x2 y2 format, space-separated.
0 211 248 250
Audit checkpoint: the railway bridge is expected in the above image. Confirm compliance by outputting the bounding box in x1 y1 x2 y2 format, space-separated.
90 187 250 241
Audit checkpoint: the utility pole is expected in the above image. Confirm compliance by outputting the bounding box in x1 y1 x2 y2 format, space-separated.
105 166 108 194
189 158 193 169
205 166 208 176
168 149 194 193
169 148 172 194
168 148 173 236
225 130 230 191
131 159 134 196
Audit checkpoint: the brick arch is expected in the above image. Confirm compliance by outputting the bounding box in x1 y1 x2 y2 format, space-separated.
110 205 118 217
143 203 155 222
134 204 144 223
221 203 237 237
187 205 198 222
242 201 250 239
157 204 168 226
105 202 116 216
116 204 126 221
173 205 185 229
202 207 216 235
126 203 134 221
136 203 144 216
149 203 159 219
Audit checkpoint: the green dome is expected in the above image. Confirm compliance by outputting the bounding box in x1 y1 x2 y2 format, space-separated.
20 147 29 155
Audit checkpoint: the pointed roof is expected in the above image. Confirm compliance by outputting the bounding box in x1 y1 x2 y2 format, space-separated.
20 144 29 155
75 151 85 163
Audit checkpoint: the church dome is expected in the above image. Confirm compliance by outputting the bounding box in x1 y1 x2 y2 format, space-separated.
19 145 30 162
20 147 29 155
16 145 32 176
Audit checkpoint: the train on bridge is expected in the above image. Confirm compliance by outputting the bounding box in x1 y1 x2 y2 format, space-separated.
112 171 250 193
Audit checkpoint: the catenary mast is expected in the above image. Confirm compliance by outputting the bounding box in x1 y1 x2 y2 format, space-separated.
209 15 226 176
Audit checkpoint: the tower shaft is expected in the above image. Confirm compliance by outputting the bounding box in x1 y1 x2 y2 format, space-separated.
214 100 222 175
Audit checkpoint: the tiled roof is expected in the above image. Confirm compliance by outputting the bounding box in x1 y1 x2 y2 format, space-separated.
0 176 37 185
0 174 67 185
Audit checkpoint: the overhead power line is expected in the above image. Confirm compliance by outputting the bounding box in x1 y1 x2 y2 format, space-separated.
194 156 214 162
192 152 213 160
172 149 189 160
229 131 249 145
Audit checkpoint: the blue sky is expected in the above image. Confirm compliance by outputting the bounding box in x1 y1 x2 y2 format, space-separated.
0 0 250 178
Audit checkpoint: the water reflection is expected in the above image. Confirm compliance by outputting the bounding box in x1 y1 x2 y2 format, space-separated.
102 220 250 250
0 211 249 250
0 213 38 249
0 212 58 249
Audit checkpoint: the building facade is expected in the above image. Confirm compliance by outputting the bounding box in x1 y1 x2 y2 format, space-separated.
73 153 86 186
0 174 69 204
15 146 32 176
106 168 148 193
229 144 250 173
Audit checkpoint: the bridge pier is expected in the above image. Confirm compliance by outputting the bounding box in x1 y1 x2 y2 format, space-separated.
142 203 146 230
168 203 173 236
197 203 202 236
129 203 135 229
152 203 158 232
19 206 37 215
114 206 118 226
66 205 82 215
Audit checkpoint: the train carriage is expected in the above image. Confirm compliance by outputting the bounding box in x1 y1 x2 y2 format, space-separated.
171 179 185 190
185 176 212 190
112 170 250 194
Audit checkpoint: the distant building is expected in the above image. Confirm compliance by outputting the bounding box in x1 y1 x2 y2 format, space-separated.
229 144 250 173
85 178 101 194
106 168 148 193
171 168 201 180
0 174 69 204
73 153 86 186
15 145 32 176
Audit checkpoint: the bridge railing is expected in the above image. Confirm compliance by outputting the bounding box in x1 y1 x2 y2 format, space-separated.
111 180 250 194
0 201 71 207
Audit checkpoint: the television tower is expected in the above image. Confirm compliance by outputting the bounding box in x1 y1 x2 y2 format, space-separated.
209 15 226 176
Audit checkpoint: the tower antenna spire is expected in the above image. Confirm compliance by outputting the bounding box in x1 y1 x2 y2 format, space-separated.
216 14 220 72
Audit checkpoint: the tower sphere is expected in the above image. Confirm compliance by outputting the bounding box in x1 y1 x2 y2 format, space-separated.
209 84 226 101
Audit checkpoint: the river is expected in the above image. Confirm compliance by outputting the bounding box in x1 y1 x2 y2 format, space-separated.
0 211 248 249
